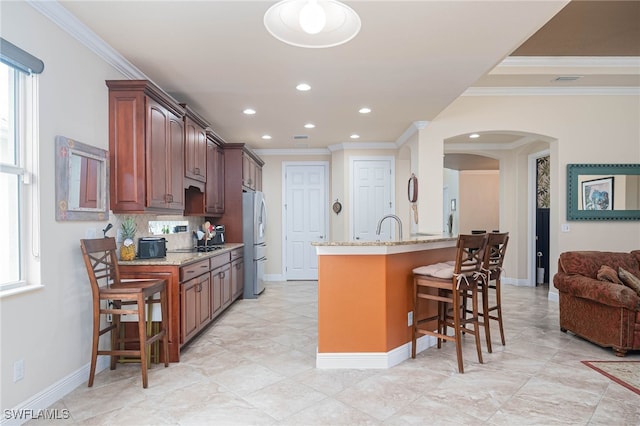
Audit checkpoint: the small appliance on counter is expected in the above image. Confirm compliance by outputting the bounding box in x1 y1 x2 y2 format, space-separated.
137 237 167 259
211 225 225 245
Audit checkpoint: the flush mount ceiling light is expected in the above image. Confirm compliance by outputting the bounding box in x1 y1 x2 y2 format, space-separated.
304 123 316 129
358 107 371 114
243 108 256 115
264 0 361 48
296 83 311 91
469 133 480 139
262 134 272 140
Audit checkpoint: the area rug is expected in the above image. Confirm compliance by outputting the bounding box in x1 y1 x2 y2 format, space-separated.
581 361 640 395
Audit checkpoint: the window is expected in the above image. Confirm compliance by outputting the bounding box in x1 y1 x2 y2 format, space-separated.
0 59 40 292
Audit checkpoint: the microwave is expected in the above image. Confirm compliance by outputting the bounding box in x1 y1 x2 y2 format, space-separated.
138 237 167 259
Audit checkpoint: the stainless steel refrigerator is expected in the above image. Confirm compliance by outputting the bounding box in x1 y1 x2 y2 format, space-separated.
242 191 267 298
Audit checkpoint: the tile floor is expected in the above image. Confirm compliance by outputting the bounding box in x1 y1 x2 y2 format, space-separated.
39 281 639 425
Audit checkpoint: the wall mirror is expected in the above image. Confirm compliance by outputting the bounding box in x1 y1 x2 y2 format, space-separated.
567 163 640 221
55 135 109 221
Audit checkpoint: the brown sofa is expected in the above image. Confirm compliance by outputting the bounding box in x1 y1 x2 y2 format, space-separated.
553 250 640 356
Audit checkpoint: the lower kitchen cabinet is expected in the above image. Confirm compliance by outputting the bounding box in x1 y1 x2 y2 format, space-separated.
119 244 244 362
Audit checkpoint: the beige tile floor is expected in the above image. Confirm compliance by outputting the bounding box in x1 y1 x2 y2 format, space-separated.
39 281 639 425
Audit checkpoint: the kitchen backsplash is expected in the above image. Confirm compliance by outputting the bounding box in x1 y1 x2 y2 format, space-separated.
112 214 209 250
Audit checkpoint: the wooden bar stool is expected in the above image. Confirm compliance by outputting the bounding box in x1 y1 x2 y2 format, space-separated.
80 237 169 388
479 232 510 351
411 233 488 373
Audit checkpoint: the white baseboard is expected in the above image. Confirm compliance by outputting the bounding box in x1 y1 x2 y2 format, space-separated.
1 357 109 426
316 335 436 369
503 276 535 287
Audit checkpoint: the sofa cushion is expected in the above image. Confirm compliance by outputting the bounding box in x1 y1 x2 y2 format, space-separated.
597 265 623 284
558 251 640 280
619 267 640 297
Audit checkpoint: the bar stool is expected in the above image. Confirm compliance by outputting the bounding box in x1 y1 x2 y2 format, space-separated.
80 237 169 388
479 232 510 351
411 233 488 373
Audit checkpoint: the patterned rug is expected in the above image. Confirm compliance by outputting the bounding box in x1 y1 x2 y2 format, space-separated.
582 361 640 395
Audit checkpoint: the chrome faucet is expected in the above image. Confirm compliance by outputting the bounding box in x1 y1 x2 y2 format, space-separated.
376 214 403 240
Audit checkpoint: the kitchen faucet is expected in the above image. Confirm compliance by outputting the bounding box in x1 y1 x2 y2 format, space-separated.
376 214 403 241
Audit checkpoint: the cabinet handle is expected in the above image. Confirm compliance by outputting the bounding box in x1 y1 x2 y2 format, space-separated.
195 167 200 175
220 272 225 279
200 264 208 269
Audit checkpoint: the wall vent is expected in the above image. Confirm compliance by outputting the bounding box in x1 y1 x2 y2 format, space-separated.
293 135 309 140
553 76 582 82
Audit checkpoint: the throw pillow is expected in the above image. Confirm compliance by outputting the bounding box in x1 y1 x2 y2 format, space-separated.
618 267 640 297
597 265 622 284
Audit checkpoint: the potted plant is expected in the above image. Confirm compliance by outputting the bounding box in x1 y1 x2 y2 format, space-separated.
119 216 137 261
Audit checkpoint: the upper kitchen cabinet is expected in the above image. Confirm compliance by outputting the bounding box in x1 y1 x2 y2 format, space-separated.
181 103 208 189
205 130 225 215
242 149 264 191
184 130 225 217
107 80 185 213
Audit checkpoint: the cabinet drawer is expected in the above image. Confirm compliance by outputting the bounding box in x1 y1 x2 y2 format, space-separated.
210 252 231 269
230 248 243 261
180 258 210 282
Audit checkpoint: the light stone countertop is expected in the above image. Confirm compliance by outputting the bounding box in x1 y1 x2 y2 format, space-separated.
312 234 457 255
118 243 244 266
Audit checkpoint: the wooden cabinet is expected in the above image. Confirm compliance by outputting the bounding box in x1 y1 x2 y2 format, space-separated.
107 80 185 214
217 144 264 242
181 104 208 187
242 151 263 191
205 132 225 215
179 258 212 343
231 248 244 300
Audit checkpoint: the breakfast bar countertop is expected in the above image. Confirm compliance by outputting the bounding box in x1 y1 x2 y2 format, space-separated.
312 233 457 255
118 242 244 266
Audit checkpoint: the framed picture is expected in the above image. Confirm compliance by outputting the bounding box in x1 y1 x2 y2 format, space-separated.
581 177 614 211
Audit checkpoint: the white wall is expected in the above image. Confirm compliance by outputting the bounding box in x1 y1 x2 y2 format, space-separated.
1 1 126 411
417 93 640 289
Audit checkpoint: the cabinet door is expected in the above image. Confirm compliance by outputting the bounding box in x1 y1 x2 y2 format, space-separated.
180 278 198 344
205 142 225 215
167 113 185 210
147 99 171 209
198 274 211 327
213 263 232 308
185 117 207 182
255 163 262 191
231 257 244 300
211 266 223 318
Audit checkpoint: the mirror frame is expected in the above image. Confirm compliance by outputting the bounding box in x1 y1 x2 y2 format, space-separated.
55 135 109 221
567 163 640 221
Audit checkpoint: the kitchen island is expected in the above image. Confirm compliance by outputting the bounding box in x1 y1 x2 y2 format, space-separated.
313 235 457 369
118 243 244 362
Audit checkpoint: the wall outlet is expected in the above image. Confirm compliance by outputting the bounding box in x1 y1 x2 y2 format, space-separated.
561 223 570 232
407 311 413 327
13 359 24 382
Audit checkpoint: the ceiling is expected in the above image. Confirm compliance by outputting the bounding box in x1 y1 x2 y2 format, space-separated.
54 0 638 164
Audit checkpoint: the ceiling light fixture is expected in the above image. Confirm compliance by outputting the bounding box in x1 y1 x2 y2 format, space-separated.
469 133 480 139
350 134 360 139
296 83 311 91
359 107 371 114
304 123 315 129
264 0 361 49
262 135 272 140
243 108 256 115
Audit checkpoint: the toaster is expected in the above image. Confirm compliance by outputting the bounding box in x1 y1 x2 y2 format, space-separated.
137 237 167 259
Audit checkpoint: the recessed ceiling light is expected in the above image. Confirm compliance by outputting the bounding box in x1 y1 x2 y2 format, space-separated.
296 83 311 91
469 133 480 139
243 108 256 115
350 134 360 139
304 123 315 129
262 135 272 140
359 107 371 114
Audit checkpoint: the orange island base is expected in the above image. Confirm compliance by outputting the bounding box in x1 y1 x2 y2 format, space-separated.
312 234 457 369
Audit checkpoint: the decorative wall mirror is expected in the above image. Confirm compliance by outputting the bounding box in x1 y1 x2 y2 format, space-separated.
55 135 109 221
566 163 640 221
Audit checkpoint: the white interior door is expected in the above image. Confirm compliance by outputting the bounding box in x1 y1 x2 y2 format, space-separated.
284 163 327 280
351 158 394 241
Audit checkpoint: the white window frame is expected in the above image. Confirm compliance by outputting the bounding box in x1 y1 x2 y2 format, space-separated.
0 62 41 296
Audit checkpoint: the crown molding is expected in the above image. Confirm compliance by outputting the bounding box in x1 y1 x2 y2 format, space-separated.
395 121 429 147
446 134 542 152
27 0 147 80
500 56 640 68
327 142 398 152
463 86 640 96
254 148 331 156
